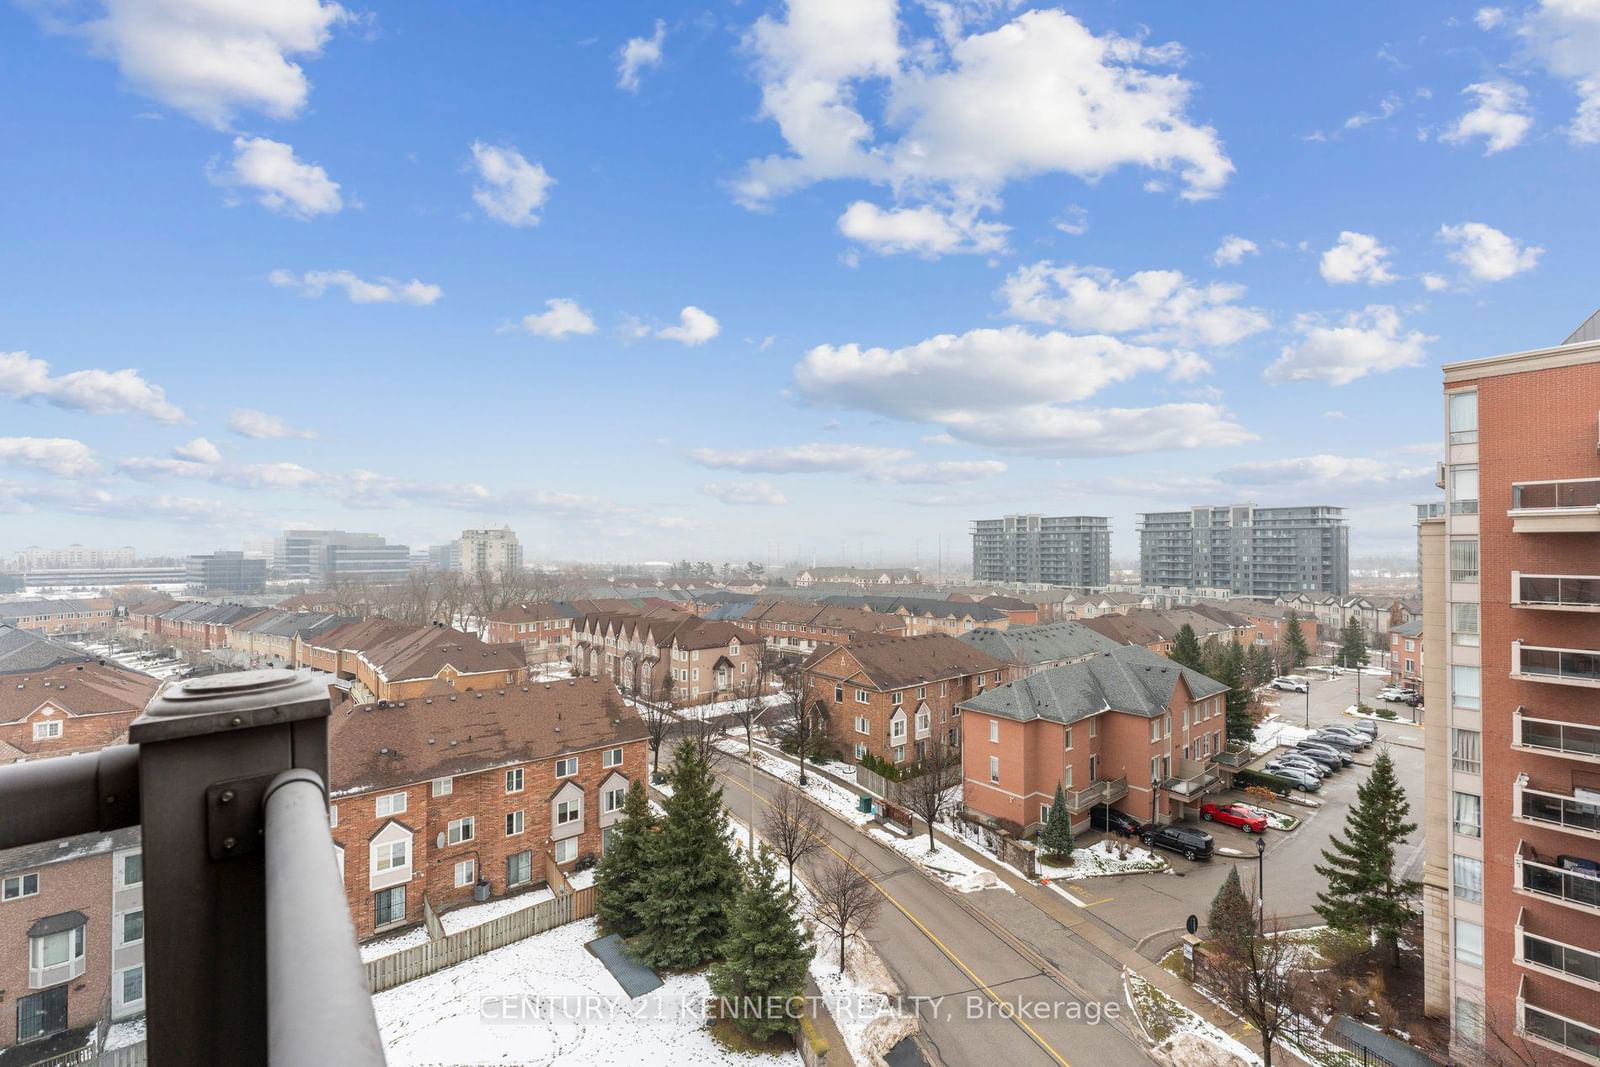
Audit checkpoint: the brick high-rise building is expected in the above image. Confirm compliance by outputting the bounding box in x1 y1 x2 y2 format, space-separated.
970 515 1110 588
1423 329 1600 1065
1137 504 1349 598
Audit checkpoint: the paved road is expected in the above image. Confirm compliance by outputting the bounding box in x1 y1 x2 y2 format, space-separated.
716 765 1152 1067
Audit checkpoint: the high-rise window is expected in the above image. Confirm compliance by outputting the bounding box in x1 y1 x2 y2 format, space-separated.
1448 391 1478 444
1453 997 1485 1046
1452 665 1481 710
1450 466 1479 515
1454 918 1484 967
1452 855 1483 903
1452 791 1481 837
1450 539 1478 583
1452 729 1482 774
1451 602 1480 646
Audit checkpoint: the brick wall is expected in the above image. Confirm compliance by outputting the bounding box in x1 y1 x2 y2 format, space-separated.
0 851 112 1046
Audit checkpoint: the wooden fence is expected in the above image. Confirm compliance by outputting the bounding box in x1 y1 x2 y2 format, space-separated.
26 1042 146 1067
364 885 596 994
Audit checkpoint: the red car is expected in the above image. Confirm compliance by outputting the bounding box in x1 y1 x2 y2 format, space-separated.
1200 803 1268 834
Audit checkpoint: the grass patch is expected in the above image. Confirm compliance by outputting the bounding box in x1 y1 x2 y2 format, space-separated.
1125 973 1183 1043
706 1016 798 1056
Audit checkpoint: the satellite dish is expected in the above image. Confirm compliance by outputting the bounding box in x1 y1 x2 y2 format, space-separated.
1186 914 1199 936
436 832 446 850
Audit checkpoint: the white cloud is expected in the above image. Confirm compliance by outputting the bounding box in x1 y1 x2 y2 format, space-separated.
1421 273 1451 291
737 5 1232 234
173 437 221 464
1343 93 1403 130
1211 235 1259 266
213 136 342 219
269 269 441 305
701 480 787 506
518 298 598 339
617 19 666 92
1217 454 1434 494
656 306 721 346
1054 205 1090 235
1439 222 1544 281
469 143 554 227
1265 305 1433 386
0 437 99 477
689 442 912 474
837 201 1008 257
227 409 316 440
0 350 183 422
864 459 1007 484
1476 7 1507 30
999 262 1269 346
938 403 1256 456
1319 231 1398 285
1519 0 1600 143
1440 81 1533 154
38 0 349 128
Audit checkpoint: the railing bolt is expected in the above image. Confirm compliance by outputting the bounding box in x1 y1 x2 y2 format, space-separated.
231 716 243 727
223 836 237 851
220 789 236 804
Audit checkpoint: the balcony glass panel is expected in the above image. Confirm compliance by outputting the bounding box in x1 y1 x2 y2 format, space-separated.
1522 790 1600 835
1521 647 1600 684
1520 576 1600 608
1523 860 1600 909
1524 933 1600 985
1514 480 1600 510
1525 1005 1600 1062
1521 719 1600 759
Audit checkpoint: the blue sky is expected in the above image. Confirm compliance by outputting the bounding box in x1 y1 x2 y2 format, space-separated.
2 1 1597 568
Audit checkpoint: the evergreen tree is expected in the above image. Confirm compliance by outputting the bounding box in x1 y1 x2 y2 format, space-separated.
709 845 814 1042
1038 784 1075 860
637 741 743 970
1170 624 1203 669
594 780 658 937
1214 638 1256 744
1199 635 1224 679
1246 643 1275 687
1313 749 1420 966
1208 865 1257 959
1338 617 1370 667
1282 612 1309 670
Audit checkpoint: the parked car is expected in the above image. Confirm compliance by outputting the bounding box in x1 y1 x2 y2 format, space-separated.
1140 823 1215 861
1295 740 1352 766
1347 719 1379 738
1378 688 1422 706
1309 731 1364 752
1269 677 1309 693
1290 747 1344 771
1200 803 1268 833
1090 805 1143 837
1262 761 1324 791
1317 725 1371 748
1275 754 1331 777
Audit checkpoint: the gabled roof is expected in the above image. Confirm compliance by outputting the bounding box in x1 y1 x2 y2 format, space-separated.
977 595 1034 611
958 621 1122 666
0 625 93 674
1392 620 1424 638
357 623 526 682
958 645 1229 725
803 633 1007 689
0 659 161 724
819 595 1006 622
486 602 571 625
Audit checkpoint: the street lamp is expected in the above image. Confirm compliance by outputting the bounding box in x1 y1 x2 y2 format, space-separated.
1256 836 1266 932
1304 675 1311 729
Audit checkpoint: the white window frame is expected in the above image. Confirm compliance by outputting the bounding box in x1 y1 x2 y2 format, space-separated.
554 838 578 864
454 858 476 887
32 720 62 741
988 755 1000 784
854 716 869 735
1064 727 1073 751
988 719 999 743
115 908 144 948
431 777 452 796
116 964 145 1013
505 810 524 836
1454 917 1484 967
447 816 475 844
555 757 578 778
116 852 143 890
506 768 524 793
377 792 408 816
602 747 623 768
2 872 40 901
374 839 408 873
603 785 626 813
855 688 869 704
557 798 581 826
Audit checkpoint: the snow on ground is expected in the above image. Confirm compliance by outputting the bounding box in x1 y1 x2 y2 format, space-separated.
642 692 790 722
1342 704 1418 725
1248 716 1314 757
1040 840 1168 878
372 916 801 1067
360 925 430 962
360 871 601 961
77 642 188 680
1125 970 1262 1067
1239 804 1300 832
102 1016 146 1051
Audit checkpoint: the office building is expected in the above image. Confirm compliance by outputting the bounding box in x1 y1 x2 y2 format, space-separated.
456 527 522 578
1422 329 1600 1066
971 515 1110 588
185 551 267 594
1137 505 1348 598
8 546 136 571
273 531 409 585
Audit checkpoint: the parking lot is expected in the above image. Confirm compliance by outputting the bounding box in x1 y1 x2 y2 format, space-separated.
1066 669 1426 955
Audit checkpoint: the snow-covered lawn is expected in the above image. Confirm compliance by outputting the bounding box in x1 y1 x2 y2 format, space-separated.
372 917 801 1066
359 870 601 961
1040 840 1167 878
1239 804 1301 832
1124 970 1261 1066
1249 716 1315 756
1342 704 1418 725
76 642 187 680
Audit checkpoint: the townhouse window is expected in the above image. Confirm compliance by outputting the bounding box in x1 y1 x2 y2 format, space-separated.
993 672 1002 684
507 850 532 887
377 792 408 816
329 804 338 828
374 840 407 873
891 691 903 706
1449 538 1478 583
854 716 869 735
1452 855 1483 903
32 720 62 740
556 757 578 778
1064 727 1073 751
916 686 926 699
1089 718 1096 738
506 768 524 793
1451 603 1479 647
118 909 144 947
604 785 626 813
691 668 700 681
1454 918 1484 967
855 688 869 704
506 810 525 836
554 839 578 864
988 720 999 743
374 886 406 928
1405 659 1415 673
1453 998 1485 1046
1449 465 1478 515
890 717 906 742
1451 729 1481 774
1150 719 1161 742
1404 639 1415 652
1041 804 1052 824
119 853 143 888
454 859 476 888
854 743 867 760
447 817 475 844
120 965 145 1009
989 756 1000 784
1452 791 1481 837
834 685 844 703
557 799 581 826
915 709 929 734
3 872 40 900
603 747 623 768
1448 391 1478 445
31 925 86 983
1451 665 1481 711
940 683 947 697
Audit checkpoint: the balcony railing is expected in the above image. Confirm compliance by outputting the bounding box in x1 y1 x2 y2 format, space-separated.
0 670 385 1067
1518 976 1600 1065
1161 757 1222 799
1513 708 1600 764
1516 840 1600 915
1517 909 1600 990
1510 478 1600 533
1515 773 1600 840
1513 641 1600 689
1514 572 1600 612
1062 775 1128 812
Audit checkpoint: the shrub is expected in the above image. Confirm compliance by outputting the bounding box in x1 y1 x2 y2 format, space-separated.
1375 706 1398 720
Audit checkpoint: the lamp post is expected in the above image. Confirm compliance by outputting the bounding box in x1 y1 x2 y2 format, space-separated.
1256 835 1267 932
1304 675 1311 728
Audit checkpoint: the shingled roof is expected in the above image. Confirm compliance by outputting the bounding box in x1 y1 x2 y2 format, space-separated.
0 625 93 674
0 659 162 725
802 633 1008 690
958 621 1122 666
958 645 1229 725
328 677 647 796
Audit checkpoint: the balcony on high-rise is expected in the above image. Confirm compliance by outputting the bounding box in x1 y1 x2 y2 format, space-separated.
1513 572 1600 612
1512 641 1600 689
1515 840 1600 915
1510 477 1600 533
1516 907 1600 992
1514 773 1600 841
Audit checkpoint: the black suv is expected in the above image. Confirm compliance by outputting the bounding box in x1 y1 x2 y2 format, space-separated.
1090 805 1142 837
1140 823 1215 861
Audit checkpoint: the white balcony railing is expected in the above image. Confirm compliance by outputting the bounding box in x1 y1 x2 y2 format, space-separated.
1517 908 1600 991
1518 976 1600 1065
1161 757 1221 799
1515 840 1600 915
1510 478 1600 533
1514 572 1600 612
1513 641 1600 689
1513 708 1600 765
1515 773 1600 841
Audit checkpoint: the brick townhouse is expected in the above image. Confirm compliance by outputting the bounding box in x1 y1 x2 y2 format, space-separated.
793 567 921 588
957 620 1122 677
0 829 145 1054
1388 620 1424 696
958 644 1231 838
483 602 576 665
327 677 648 939
1221 600 1322 653
293 619 527 702
133 601 262 651
947 594 1041 626
0 598 115 638
733 599 904 657
801 634 1012 766
571 613 760 703
821 595 1011 636
0 630 161 764
224 610 353 668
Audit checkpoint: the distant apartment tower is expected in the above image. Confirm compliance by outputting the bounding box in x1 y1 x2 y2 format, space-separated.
456 527 522 577
1137 505 1348 598
970 515 1110 588
185 551 267 594
9 545 136 571
1422 329 1600 1066
273 531 409 585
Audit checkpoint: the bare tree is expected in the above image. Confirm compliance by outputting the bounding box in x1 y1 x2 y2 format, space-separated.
808 849 881 975
1205 912 1310 1067
638 671 678 780
679 704 729 771
893 737 962 854
726 649 775 752
772 662 827 786
763 783 825 888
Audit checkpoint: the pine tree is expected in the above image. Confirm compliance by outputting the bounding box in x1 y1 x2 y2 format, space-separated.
709 845 814 1041
1199 635 1223 679
1282 612 1309 670
1038 784 1075 860
637 741 743 970
1207 865 1257 959
594 780 658 938
1215 638 1256 744
1246 643 1275 687
1313 749 1420 966
1339 617 1370 667
1170 624 1203 669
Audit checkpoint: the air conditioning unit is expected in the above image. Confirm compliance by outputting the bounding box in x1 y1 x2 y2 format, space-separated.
1435 462 1447 490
